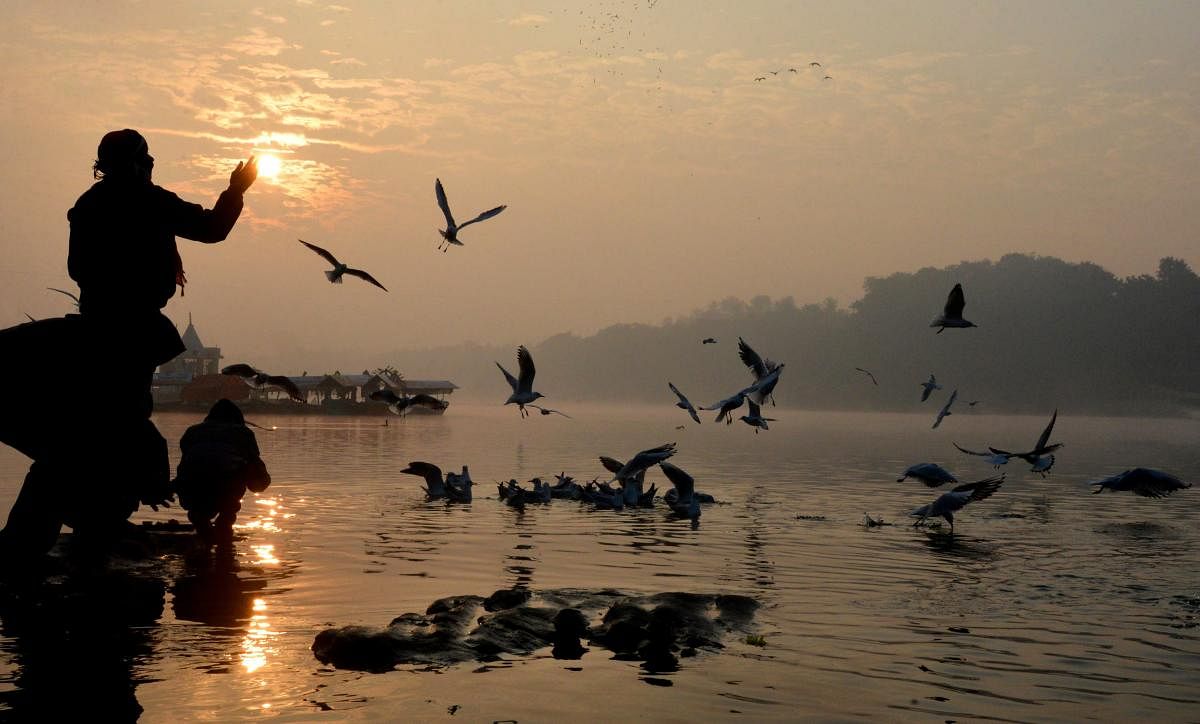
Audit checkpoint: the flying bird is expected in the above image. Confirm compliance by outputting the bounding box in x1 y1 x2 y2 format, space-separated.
952 442 1011 469
703 391 746 425
368 389 448 416
920 374 941 402
401 461 473 501
604 443 677 484
911 476 1005 532
823 75 833 80
434 178 507 251
298 239 388 291
738 337 784 406
932 389 958 429
897 463 958 488
529 404 572 419
855 367 879 386
701 337 718 344
739 399 775 433
221 363 304 402
988 409 1063 475
1091 468 1191 498
496 345 544 417
809 61 821 67
668 381 702 424
754 76 766 81
930 283 976 333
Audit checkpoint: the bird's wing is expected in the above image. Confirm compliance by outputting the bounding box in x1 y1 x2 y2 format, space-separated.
598 456 625 475
952 442 990 457
435 178 456 227
456 205 507 230
944 284 966 318
48 287 81 305
409 393 448 410
947 389 958 407
921 385 933 402
495 362 519 392
668 381 689 405
687 407 701 424
951 475 1005 504
264 375 303 402
747 399 761 417
344 268 388 291
738 337 768 378
401 461 443 488
987 446 1018 456
221 363 260 378
516 345 536 394
658 462 694 497
369 389 400 404
298 239 341 266
1034 409 1058 451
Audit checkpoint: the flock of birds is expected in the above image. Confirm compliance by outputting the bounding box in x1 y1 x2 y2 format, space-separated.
206 199 1190 534
753 61 832 82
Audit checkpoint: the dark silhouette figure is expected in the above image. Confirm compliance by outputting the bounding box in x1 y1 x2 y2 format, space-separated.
173 399 271 546
0 130 257 563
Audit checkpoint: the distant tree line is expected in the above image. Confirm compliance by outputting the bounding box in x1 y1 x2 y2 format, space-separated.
384 254 1200 417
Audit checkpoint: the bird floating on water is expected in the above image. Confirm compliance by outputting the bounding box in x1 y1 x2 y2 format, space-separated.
401 461 473 502
298 239 387 291
1091 468 1191 498
911 475 1005 533
930 283 976 333
658 461 701 523
434 178 507 252
221 363 303 402
932 389 958 429
496 345 544 418
668 381 702 424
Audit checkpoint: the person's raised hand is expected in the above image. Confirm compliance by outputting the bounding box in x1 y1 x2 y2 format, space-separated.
229 155 258 193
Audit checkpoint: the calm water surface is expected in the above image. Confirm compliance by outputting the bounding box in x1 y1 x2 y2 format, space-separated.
0 404 1197 722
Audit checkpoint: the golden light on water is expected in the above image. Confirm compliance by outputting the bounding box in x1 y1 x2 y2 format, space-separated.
241 597 274 674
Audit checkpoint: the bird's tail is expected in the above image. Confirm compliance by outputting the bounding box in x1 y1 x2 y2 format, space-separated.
325 270 342 283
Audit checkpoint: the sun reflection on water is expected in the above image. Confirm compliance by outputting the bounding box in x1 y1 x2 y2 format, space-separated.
240 597 275 674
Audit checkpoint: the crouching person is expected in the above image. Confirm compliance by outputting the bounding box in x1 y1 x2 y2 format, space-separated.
174 399 270 545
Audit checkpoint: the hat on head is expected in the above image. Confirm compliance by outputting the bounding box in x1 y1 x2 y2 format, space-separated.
95 129 149 175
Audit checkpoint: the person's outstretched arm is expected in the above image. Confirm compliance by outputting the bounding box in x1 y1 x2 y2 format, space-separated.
171 156 258 243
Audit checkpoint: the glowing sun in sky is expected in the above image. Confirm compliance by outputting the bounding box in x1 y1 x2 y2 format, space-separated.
255 153 282 181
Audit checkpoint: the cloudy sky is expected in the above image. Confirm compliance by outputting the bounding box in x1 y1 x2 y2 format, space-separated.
1 1 1197 372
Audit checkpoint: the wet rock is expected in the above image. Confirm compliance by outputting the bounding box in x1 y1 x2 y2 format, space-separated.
483 588 531 612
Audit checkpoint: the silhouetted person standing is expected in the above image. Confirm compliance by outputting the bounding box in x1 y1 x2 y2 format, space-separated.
0 131 257 563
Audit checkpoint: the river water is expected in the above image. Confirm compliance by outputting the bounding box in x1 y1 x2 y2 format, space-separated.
0 404 1196 721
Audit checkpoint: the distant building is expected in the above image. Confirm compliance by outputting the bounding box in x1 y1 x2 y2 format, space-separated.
152 314 222 403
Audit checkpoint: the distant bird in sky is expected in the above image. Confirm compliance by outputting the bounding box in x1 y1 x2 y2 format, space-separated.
739 399 776 433
952 442 1011 469
496 345 544 417
754 76 766 81
897 463 958 487
823 75 833 80
932 389 958 429
701 337 717 344
930 283 976 333
855 367 879 386
1091 468 1191 498
529 404 572 419
674 425 686 430
659 461 701 522
911 476 1005 532
435 178 507 251
298 239 387 291
668 381 702 424
738 337 784 406
967 400 981 407
704 390 746 425
809 61 821 67
604 443 677 484
47 287 80 310
920 373 941 402
368 389 448 416
787 67 798 73
221 363 304 402
989 409 1063 475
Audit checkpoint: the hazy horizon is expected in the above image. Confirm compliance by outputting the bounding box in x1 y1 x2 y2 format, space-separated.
2 1 1198 374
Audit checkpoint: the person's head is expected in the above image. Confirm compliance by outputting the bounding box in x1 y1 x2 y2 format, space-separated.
93 129 153 182
205 398 246 426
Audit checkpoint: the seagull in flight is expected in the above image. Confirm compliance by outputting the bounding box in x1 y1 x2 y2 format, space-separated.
1091 468 1191 498
738 337 784 406
496 345 544 417
809 61 821 68
529 404 572 419
668 381 702 424
855 367 879 386
604 443 676 484
920 374 941 402
298 239 387 291
435 178 507 252
701 337 718 344
703 390 746 425
952 442 1011 469
368 389 448 416
930 283 976 333
932 389 958 429
221 363 304 402
401 461 473 501
912 476 1005 533
989 409 1063 476
739 399 775 433
897 463 958 487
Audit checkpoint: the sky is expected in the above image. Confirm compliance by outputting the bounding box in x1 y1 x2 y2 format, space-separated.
1 0 1197 373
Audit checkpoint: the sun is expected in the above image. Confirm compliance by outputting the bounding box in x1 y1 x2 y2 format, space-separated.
256 153 282 180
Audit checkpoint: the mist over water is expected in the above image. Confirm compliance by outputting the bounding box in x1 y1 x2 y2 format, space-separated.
0 404 1194 720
